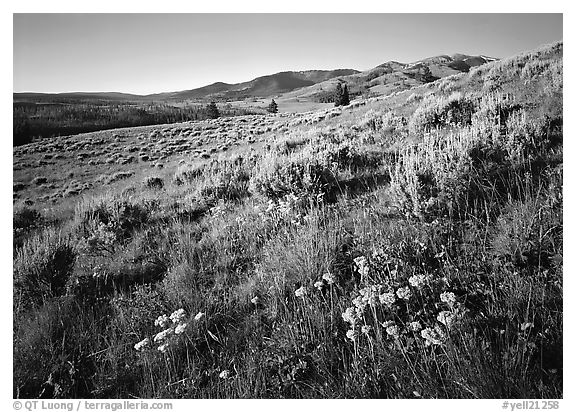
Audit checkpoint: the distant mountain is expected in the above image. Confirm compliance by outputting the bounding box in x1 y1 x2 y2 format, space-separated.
13 53 496 105
279 53 498 102
149 69 360 101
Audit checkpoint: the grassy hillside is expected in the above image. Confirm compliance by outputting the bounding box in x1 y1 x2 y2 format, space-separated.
13 42 562 399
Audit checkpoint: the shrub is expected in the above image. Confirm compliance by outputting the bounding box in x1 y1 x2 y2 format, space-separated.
409 92 476 134
144 176 164 189
14 228 76 307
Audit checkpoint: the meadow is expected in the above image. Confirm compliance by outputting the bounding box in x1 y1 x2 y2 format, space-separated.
13 42 563 399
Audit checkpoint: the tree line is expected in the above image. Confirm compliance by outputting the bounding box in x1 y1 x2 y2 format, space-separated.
13 101 263 146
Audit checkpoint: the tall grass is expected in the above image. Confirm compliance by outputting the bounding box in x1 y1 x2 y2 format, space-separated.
13 42 563 399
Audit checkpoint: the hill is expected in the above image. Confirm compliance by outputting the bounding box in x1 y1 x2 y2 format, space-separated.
13 42 562 399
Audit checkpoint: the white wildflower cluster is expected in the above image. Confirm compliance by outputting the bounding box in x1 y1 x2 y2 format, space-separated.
170 308 187 324
135 308 190 354
440 291 457 307
436 311 456 328
322 272 336 285
219 369 231 379
396 286 412 300
409 321 422 332
421 326 447 346
379 291 396 306
408 274 427 289
294 286 307 298
353 256 370 278
154 314 170 328
134 338 150 351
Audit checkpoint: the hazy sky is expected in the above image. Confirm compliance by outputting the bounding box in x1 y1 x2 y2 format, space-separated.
13 14 563 95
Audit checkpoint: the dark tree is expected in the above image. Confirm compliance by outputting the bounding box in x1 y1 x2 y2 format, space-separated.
206 102 220 119
334 82 343 107
417 66 435 83
341 84 350 106
267 99 278 114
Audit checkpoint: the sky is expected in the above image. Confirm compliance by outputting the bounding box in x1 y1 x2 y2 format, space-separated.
13 13 563 95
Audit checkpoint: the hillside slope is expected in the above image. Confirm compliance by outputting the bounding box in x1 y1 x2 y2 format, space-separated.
13 42 562 399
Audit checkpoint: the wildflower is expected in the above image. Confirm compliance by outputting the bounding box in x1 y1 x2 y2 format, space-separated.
409 321 422 332
346 329 357 341
194 312 205 321
134 338 150 351
408 274 427 289
294 286 307 298
421 326 446 346
342 307 358 325
175 323 188 335
437 311 455 327
440 291 457 307
396 286 412 300
379 292 396 306
154 314 170 328
353 256 369 278
361 325 373 336
219 370 231 379
170 308 186 324
521 322 534 331
314 280 324 291
352 296 367 314
250 296 260 305
322 272 335 285
386 325 400 339
381 320 395 328
157 343 169 353
153 328 173 343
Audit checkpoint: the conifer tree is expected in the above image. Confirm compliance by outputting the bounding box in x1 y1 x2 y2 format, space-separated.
206 102 220 119
341 84 350 106
334 82 343 107
267 99 278 114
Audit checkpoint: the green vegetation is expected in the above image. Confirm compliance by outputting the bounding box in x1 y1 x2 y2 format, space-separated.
13 42 562 399
206 102 220 119
268 99 278 114
13 100 259 146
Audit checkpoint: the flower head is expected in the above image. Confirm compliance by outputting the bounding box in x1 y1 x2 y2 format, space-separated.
437 311 455 327
440 291 457 307
408 274 427 289
175 323 188 335
353 256 369 278
314 280 324 291
342 307 358 325
294 286 307 298
386 324 400 338
134 338 150 351
379 292 396 306
170 308 187 324
361 325 373 336
219 370 231 379
154 314 170 328
346 329 357 341
250 296 260 305
322 272 335 285
421 326 446 346
153 328 174 343
409 321 422 332
396 286 412 300
194 312 205 321
157 343 170 353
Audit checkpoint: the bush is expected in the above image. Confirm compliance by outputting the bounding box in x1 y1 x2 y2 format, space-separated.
409 92 476 134
14 228 77 307
144 176 164 189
